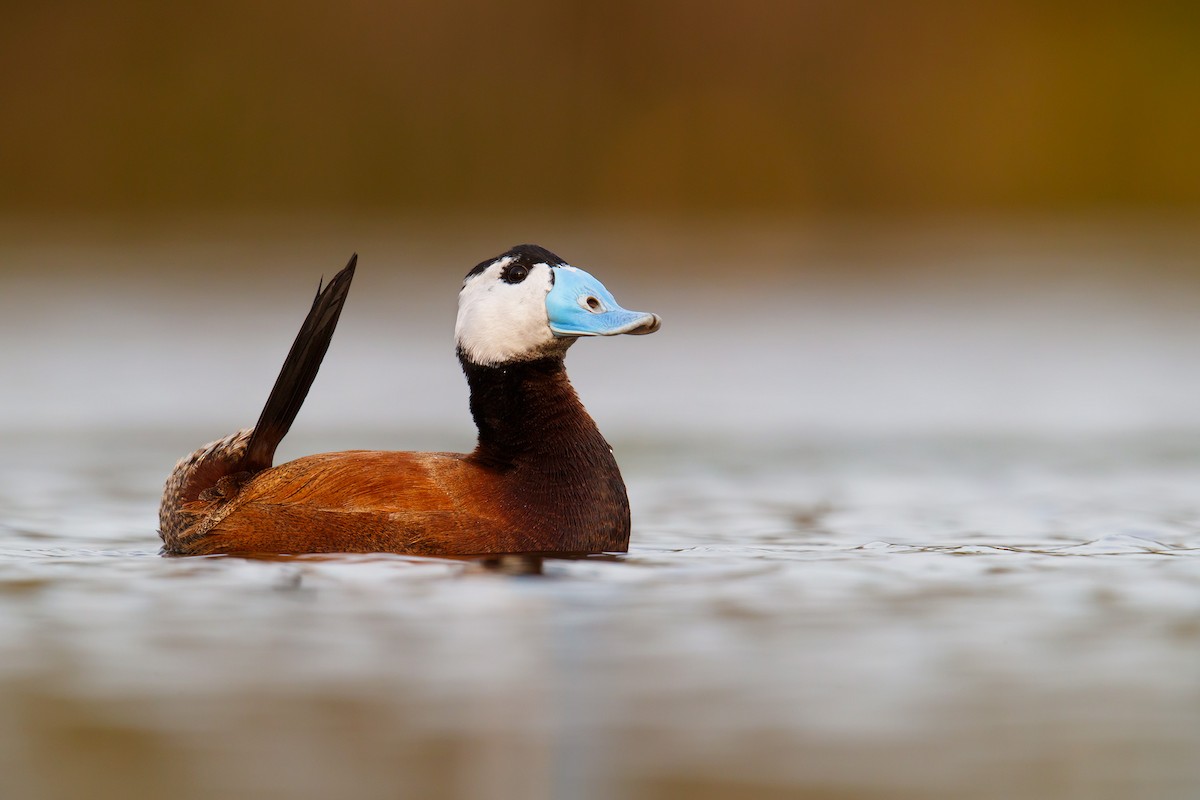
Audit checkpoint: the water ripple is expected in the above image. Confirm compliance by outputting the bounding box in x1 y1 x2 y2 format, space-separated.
0 432 1199 798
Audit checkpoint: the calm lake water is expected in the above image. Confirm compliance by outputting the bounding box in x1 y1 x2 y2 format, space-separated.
0 428 1198 800
1 225 1199 798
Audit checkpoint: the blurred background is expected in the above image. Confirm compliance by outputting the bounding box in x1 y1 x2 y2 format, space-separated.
4 1 1200 216
2 3 1200 800
2 0 1200 437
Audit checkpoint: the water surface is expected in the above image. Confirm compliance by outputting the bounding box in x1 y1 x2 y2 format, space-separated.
2 226 1200 797
1 429 1197 799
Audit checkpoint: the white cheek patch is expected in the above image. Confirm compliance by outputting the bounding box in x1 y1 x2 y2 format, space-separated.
455 262 556 366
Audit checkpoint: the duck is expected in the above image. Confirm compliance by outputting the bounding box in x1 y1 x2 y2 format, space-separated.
158 244 661 557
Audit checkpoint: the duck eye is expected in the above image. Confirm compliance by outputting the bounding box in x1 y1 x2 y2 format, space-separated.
501 264 529 284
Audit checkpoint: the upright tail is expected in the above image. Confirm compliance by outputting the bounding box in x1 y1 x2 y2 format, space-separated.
159 254 358 552
241 254 357 473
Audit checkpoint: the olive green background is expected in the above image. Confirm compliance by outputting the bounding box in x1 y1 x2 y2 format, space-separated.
4 2 1198 219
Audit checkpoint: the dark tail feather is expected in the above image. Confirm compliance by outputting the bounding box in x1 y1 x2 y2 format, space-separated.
239 254 358 473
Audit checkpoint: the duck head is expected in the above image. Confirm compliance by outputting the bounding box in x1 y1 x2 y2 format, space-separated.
455 244 661 367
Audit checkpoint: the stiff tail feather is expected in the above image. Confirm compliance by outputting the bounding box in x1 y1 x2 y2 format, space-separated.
158 254 357 552
241 254 357 473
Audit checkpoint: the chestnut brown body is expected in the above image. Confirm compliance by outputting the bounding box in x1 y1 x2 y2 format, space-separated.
160 357 631 556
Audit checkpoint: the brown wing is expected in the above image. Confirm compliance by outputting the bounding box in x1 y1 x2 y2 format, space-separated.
184 450 533 556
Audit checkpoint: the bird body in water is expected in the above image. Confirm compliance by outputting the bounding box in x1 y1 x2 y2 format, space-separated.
158 245 661 557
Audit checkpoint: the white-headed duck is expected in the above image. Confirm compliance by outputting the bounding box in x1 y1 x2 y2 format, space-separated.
158 245 661 556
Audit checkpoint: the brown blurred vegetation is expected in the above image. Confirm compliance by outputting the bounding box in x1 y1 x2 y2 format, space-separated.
2 1 1199 216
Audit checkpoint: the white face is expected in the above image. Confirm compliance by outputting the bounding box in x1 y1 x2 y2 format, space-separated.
455 256 567 366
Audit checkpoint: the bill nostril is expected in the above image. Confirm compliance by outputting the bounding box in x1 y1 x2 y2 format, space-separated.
585 296 602 311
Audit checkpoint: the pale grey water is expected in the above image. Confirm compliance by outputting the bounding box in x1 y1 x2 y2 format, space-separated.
2 226 1200 798
0 429 1198 799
